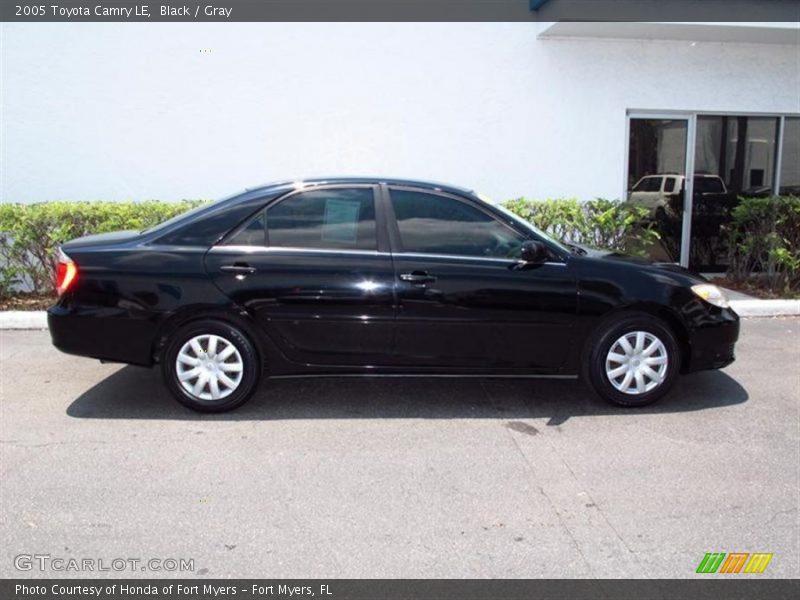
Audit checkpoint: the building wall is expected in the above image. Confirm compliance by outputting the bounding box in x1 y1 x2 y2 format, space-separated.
1 22 797 203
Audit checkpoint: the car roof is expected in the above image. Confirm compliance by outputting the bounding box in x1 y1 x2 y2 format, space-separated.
244 176 474 196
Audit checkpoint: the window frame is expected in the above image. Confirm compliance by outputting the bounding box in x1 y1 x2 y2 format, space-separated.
383 184 555 263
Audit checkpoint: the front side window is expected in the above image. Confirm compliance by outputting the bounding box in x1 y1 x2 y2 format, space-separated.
266 188 377 251
389 189 527 258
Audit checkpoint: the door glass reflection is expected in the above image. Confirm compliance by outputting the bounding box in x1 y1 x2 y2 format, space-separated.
627 118 688 263
693 116 779 271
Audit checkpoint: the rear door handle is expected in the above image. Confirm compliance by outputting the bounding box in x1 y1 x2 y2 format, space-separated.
220 264 257 275
399 271 437 284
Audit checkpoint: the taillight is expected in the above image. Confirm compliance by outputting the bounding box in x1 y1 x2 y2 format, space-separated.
55 248 78 295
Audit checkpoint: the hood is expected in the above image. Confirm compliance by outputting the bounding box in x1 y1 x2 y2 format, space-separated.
62 230 142 249
567 243 706 280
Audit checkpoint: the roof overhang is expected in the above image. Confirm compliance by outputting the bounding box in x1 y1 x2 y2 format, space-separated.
538 22 800 44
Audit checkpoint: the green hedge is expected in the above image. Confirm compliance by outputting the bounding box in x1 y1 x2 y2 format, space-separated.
727 196 800 292
0 197 657 296
503 197 659 256
3 196 796 299
0 200 208 296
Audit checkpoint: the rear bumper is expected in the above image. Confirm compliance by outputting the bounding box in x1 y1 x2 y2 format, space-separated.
685 308 740 372
48 304 156 366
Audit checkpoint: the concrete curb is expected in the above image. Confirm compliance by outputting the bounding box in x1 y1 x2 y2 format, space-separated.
0 311 48 330
0 301 798 330
729 299 800 317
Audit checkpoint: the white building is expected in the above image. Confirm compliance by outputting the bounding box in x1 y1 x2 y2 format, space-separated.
1 18 798 268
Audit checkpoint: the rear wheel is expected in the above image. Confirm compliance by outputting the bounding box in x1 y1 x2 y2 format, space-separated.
162 319 260 412
583 314 680 407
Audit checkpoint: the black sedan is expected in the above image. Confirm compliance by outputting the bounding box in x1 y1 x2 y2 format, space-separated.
48 177 740 412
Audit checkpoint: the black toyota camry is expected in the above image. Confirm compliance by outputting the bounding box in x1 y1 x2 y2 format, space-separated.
48 177 740 412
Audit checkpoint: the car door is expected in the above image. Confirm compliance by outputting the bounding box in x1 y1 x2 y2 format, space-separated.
205 185 396 366
385 186 578 371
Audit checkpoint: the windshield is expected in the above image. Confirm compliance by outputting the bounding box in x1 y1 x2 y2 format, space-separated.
475 193 571 255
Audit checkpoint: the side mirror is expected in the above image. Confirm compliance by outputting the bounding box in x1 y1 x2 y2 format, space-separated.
519 240 548 264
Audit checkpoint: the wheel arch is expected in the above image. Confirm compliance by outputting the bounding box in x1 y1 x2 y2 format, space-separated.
151 305 269 368
586 302 692 374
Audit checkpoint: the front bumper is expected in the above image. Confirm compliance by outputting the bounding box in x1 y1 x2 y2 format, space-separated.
685 307 740 372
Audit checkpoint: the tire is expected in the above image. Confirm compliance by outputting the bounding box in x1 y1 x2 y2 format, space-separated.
161 319 261 413
583 313 680 407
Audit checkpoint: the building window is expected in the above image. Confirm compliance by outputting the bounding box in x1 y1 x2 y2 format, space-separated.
626 118 688 264
627 111 797 272
695 116 780 196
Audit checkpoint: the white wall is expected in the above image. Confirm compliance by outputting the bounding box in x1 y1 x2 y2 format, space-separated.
1 23 797 203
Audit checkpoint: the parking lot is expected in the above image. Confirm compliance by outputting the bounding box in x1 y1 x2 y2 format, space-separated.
1 318 798 578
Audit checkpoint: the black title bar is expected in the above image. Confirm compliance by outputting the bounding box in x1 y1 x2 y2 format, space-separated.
3 0 800 22
3 579 800 600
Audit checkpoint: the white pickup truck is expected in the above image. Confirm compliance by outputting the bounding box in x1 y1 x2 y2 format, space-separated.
628 174 728 218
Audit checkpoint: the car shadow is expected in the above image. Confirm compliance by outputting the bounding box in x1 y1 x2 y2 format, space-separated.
66 366 749 425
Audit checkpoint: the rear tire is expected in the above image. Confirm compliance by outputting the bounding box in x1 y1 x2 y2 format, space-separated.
161 319 260 413
583 313 680 407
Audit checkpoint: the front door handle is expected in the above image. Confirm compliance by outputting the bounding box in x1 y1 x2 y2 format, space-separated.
399 271 437 284
220 264 257 275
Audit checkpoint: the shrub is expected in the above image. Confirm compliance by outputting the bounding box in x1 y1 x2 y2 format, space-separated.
0 265 21 300
0 200 208 294
503 197 659 256
727 196 800 292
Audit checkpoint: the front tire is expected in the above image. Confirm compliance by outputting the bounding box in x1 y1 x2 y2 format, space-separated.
583 313 680 407
161 319 260 413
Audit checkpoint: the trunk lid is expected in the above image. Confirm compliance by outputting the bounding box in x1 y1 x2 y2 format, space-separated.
62 230 142 249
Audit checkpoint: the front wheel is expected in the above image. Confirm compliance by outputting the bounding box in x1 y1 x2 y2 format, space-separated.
583 314 680 407
161 319 261 413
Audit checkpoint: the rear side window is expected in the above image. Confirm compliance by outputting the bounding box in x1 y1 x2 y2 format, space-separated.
153 190 285 247
389 189 527 258
266 188 377 251
664 177 676 193
227 212 266 246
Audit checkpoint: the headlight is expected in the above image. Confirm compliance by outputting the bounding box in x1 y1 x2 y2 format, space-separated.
691 284 730 308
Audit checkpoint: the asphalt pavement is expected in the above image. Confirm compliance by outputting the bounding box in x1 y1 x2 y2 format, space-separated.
0 318 798 578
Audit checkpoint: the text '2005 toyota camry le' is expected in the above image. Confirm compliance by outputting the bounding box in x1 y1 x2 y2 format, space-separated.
48 177 740 412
